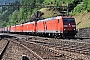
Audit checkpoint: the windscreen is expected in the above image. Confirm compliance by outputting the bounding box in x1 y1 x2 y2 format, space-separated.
62 18 75 23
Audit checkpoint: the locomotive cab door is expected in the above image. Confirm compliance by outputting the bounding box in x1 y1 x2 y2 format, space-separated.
58 19 63 33
43 22 47 32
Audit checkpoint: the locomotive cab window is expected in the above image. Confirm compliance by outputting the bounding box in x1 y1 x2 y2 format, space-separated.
62 18 75 23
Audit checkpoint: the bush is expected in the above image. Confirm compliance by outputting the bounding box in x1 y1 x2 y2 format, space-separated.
71 2 87 15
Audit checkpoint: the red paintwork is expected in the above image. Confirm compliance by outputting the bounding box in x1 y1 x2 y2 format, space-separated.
58 17 64 33
37 21 45 32
22 22 36 32
10 26 16 32
46 19 58 30
15 24 23 32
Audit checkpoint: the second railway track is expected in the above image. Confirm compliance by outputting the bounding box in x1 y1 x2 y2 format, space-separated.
12 36 90 60
12 39 69 60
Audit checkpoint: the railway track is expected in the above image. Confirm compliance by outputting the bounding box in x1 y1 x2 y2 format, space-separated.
1 39 45 60
12 39 70 60
11 40 44 60
20 36 90 60
12 37 89 60
0 39 9 60
0 33 90 60
30 37 90 55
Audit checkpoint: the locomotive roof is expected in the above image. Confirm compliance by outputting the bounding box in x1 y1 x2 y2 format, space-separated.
37 16 60 22
11 25 16 27
23 21 35 25
16 24 23 26
37 16 74 22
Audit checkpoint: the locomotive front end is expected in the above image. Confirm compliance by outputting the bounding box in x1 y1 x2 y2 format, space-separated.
62 17 76 37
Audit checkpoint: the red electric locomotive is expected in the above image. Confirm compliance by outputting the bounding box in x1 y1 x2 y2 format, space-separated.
36 16 76 37
15 24 23 33
22 21 37 35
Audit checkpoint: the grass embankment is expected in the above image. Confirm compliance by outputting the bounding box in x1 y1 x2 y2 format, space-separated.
74 12 90 29
39 8 61 18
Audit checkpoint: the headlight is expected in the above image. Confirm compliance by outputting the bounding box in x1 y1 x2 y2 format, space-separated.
64 29 66 30
74 28 76 30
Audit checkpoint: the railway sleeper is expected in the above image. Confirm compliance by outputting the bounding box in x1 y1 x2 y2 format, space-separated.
55 46 62 50
63 47 70 51
75 49 83 53
42 46 64 57
81 50 89 55
70 48 76 52
74 58 83 60
54 53 65 57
